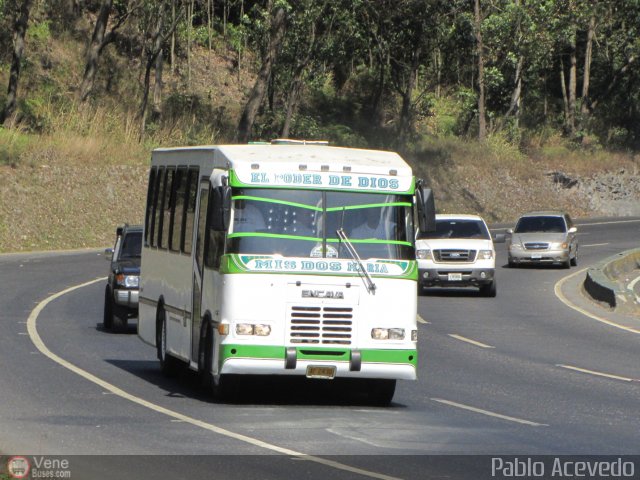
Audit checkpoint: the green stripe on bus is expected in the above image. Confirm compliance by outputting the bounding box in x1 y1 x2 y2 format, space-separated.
227 232 412 246
232 195 324 211
325 202 412 211
220 345 417 367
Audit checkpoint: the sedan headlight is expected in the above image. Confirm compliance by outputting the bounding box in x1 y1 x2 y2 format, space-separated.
116 274 139 288
416 249 432 260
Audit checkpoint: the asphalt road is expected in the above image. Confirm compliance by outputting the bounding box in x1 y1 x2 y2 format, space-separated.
1 218 639 479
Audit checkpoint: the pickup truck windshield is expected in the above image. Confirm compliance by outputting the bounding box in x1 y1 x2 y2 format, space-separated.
418 219 490 240
227 188 414 260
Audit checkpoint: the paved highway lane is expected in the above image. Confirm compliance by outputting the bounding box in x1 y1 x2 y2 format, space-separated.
0 218 639 478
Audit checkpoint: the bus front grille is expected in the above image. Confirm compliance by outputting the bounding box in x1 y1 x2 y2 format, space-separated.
289 306 353 345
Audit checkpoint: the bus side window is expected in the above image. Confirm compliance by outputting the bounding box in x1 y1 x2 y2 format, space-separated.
183 166 199 255
150 167 165 248
169 167 187 252
160 168 175 249
195 184 209 274
144 167 156 247
205 185 225 270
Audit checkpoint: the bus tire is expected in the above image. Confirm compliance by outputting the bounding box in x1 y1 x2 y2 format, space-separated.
199 323 215 394
156 305 179 376
367 379 396 406
214 374 240 403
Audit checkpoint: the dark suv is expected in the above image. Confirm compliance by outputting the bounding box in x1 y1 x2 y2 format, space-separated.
103 224 143 331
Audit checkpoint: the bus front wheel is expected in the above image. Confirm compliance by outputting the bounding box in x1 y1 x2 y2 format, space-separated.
156 305 179 376
367 379 396 406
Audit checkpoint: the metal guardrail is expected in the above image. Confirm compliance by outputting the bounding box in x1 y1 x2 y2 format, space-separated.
583 248 640 310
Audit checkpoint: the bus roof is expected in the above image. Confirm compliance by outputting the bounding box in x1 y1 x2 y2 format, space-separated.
152 144 414 193
153 144 410 172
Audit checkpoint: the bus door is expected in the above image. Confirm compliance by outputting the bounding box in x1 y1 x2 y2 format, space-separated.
191 182 210 363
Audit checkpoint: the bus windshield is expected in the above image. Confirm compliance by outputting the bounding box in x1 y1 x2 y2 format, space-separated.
226 188 414 260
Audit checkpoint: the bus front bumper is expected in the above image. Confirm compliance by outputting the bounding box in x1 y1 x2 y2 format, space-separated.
219 345 417 380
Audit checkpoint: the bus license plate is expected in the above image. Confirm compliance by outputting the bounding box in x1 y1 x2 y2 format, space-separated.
448 273 463 281
306 365 336 379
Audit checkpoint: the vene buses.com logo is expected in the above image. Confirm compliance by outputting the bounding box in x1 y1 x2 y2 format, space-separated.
7 456 30 478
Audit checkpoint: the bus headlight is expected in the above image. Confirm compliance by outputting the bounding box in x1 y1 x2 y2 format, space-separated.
236 323 271 336
371 328 405 340
411 329 418 341
254 324 271 336
236 323 254 335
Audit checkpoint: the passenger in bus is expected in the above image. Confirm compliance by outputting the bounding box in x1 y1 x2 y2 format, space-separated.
351 208 386 239
233 202 266 232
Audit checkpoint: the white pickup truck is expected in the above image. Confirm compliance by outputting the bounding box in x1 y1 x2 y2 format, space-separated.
415 214 498 297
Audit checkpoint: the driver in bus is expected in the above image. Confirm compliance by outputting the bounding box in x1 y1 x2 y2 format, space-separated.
233 202 266 232
351 208 386 239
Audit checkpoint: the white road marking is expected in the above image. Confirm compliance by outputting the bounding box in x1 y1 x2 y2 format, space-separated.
554 268 640 335
581 243 609 247
628 274 640 294
416 314 430 324
27 278 401 480
448 334 494 349
576 219 640 227
431 398 548 427
557 364 638 383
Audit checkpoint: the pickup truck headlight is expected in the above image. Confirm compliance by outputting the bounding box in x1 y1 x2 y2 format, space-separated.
116 274 139 288
479 249 493 260
416 249 432 260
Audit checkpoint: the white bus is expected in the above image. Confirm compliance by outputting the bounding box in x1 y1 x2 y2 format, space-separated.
138 141 435 405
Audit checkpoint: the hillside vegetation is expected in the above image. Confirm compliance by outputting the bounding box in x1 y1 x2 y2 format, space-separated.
0 1 639 252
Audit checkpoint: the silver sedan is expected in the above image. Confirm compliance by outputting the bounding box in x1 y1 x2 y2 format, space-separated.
507 211 578 268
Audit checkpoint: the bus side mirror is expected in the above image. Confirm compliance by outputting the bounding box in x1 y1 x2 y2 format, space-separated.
211 185 232 231
416 183 436 233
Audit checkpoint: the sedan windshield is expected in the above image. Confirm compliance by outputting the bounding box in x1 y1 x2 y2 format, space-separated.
418 219 490 240
514 216 566 233
227 188 414 260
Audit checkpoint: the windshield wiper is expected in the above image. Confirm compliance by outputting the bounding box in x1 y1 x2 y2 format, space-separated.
336 228 376 294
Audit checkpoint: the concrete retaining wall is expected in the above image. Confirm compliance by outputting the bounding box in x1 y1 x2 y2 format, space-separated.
583 249 640 309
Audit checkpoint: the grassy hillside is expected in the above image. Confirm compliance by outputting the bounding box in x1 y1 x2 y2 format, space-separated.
0 12 638 253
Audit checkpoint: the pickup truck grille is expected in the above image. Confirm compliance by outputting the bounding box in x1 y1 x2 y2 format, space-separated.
524 242 549 250
433 249 477 262
288 306 353 345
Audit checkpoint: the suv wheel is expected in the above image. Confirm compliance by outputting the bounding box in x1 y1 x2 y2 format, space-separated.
103 287 113 330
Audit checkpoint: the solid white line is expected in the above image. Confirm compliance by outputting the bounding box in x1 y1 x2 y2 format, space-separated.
416 314 430 324
448 334 494 349
557 364 638 383
581 243 609 247
628 274 640 292
27 278 401 480
431 398 548 427
576 219 640 227
554 268 640 335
